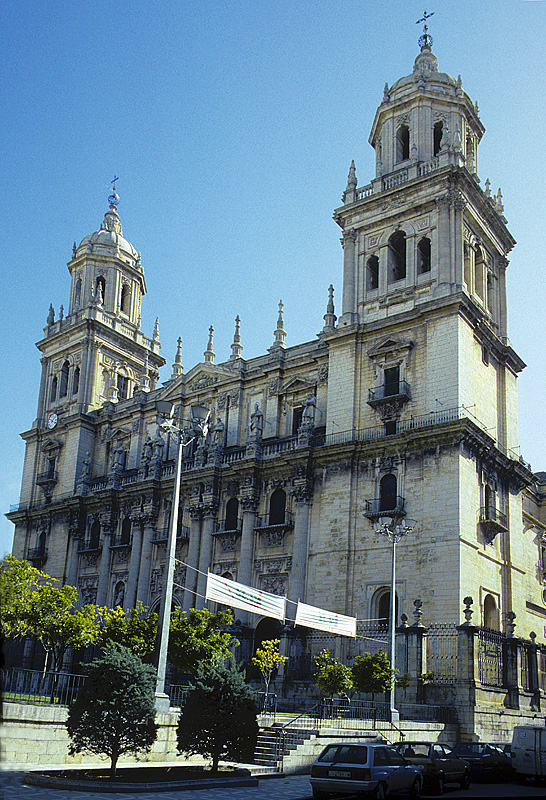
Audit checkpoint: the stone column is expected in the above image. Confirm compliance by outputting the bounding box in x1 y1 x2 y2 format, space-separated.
289 487 312 605
95 527 113 606
36 356 49 423
340 229 357 325
504 611 522 709
66 532 81 589
183 509 202 611
398 602 428 705
528 631 541 709
125 516 144 609
237 498 258 626
195 506 218 609
455 596 478 737
136 517 156 606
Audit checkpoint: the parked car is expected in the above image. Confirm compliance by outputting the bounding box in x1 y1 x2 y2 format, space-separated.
395 741 470 793
310 741 424 799
452 742 513 779
511 725 546 782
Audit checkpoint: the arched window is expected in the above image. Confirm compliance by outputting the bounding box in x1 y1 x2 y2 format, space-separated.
483 594 498 630
121 517 132 544
484 484 494 515
89 520 101 550
120 283 130 314
269 489 286 525
388 231 406 283
417 237 431 274
50 376 57 403
59 361 70 398
72 366 80 395
396 125 410 162
113 581 125 608
117 371 129 401
95 276 106 304
225 497 239 531
463 243 471 287
366 255 379 290
379 474 397 512
377 590 398 627
433 121 443 156
474 247 485 299
74 278 82 309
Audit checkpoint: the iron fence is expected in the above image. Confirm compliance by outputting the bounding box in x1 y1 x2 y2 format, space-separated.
2 667 85 706
426 623 459 683
477 628 504 686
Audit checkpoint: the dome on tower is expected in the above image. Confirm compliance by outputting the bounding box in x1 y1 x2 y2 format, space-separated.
387 45 461 101
76 202 138 260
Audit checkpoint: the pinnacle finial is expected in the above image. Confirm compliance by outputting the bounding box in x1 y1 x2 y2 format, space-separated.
171 337 183 378
342 160 358 204
323 285 337 332
108 175 120 209
416 9 434 49
153 317 160 341
139 352 150 391
204 325 215 363
230 315 243 360
271 300 286 350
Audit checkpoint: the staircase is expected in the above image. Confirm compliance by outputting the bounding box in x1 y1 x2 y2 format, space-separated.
254 726 317 769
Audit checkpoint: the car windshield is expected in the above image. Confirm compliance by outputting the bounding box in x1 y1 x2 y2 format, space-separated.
455 743 487 754
399 744 430 757
318 745 368 764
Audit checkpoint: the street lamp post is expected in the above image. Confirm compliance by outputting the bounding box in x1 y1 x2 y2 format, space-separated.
373 515 417 723
154 400 209 712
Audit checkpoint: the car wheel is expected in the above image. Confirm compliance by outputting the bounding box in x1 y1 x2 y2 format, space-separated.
372 782 387 800
460 770 471 790
409 777 422 798
435 773 445 794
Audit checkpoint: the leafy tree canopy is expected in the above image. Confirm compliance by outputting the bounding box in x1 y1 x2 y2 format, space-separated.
66 645 157 777
351 650 403 696
96 602 158 660
314 649 353 697
0 555 54 639
177 663 258 771
251 639 287 694
25 583 99 672
168 608 238 675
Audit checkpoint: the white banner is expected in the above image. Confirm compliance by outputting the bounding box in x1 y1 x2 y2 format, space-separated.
206 572 286 621
295 601 356 637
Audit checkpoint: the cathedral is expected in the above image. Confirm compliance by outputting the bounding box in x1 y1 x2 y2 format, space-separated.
8 38 546 691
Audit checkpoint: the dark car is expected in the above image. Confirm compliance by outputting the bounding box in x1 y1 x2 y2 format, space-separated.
310 741 423 799
452 742 514 779
395 741 470 793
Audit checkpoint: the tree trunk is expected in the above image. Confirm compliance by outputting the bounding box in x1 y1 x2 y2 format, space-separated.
110 750 119 778
211 749 220 772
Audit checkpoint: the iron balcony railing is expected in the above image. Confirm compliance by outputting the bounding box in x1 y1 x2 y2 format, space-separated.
36 470 58 484
27 546 48 563
109 535 132 548
364 496 406 518
214 518 243 534
479 506 508 528
77 539 102 553
368 380 411 403
152 525 190 543
254 511 294 529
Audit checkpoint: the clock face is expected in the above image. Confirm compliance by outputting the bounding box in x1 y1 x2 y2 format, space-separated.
47 413 58 429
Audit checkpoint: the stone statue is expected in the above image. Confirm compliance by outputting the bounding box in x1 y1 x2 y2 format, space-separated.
212 417 225 446
250 404 263 438
112 441 125 471
141 436 153 465
302 394 317 425
47 304 55 326
152 432 165 461
80 451 91 480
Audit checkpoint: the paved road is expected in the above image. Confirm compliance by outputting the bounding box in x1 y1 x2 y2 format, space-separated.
1 771 545 800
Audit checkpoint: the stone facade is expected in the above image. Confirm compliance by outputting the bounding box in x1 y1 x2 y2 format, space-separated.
7 44 546 722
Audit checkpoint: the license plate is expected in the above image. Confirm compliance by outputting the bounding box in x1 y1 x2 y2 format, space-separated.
328 769 351 778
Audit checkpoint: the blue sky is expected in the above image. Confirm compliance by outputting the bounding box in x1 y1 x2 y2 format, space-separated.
1 0 545 557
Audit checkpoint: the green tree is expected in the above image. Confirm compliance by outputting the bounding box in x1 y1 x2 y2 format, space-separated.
314 649 353 696
252 639 288 696
351 650 406 697
25 583 99 672
96 602 158 660
177 663 258 771
168 608 238 674
0 555 53 640
66 645 157 777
